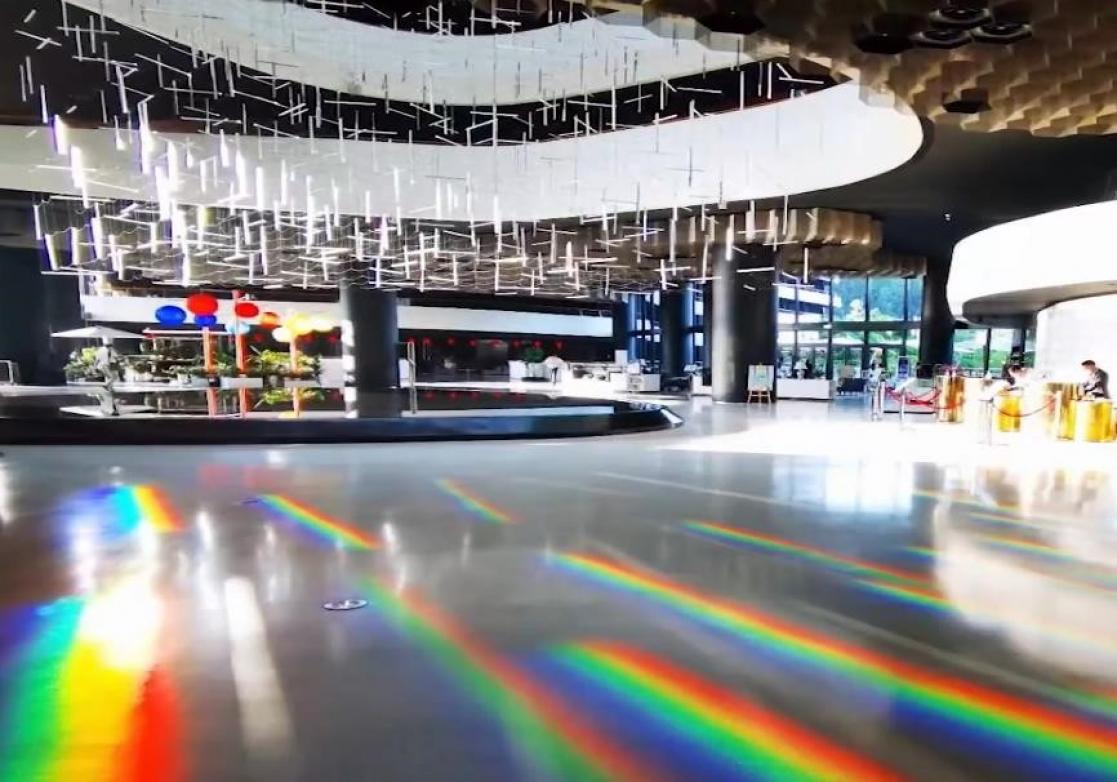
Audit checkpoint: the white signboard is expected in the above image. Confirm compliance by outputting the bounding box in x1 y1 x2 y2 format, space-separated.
748 365 775 391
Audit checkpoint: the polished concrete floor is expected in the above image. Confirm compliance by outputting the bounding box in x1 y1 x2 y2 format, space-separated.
1 399 1116 781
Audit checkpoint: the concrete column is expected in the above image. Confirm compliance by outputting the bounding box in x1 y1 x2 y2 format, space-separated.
340 286 399 391
43 273 83 384
919 259 954 368
659 289 686 377
611 298 627 361
711 245 777 402
0 248 52 385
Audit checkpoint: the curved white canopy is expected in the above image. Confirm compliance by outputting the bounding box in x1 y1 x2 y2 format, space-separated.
0 84 922 222
949 201 1117 319
65 0 785 105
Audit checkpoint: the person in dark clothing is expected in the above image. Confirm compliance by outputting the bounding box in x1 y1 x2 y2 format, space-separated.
1081 360 1110 399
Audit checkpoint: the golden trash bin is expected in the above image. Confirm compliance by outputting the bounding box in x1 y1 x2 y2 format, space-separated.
1044 382 1080 440
1075 400 1116 443
996 392 1021 433
935 375 965 423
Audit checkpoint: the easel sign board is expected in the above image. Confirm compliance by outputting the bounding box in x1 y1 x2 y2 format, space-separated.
748 365 775 391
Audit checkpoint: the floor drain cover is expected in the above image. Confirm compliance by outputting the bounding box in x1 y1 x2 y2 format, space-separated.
322 598 368 611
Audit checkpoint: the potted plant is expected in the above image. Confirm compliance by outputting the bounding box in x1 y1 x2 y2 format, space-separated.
64 347 103 383
252 349 290 388
284 354 321 388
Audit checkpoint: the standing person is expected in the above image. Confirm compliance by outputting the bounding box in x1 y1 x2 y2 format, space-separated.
1081 360 1110 399
544 353 565 386
94 339 121 416
868 361 883 387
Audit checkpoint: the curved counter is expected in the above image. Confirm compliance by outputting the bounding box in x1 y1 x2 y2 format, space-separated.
0 388 681 445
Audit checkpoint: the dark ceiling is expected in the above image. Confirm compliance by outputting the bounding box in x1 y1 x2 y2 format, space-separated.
3 1 1117 286
786 121 1117 266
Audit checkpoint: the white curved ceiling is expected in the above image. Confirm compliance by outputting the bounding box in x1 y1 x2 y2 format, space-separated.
0 84 923 222
949 201 1117 319
65 0 785 105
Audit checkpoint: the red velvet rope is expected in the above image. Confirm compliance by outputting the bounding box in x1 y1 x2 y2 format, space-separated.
885 387 942 407
989 398 1055 419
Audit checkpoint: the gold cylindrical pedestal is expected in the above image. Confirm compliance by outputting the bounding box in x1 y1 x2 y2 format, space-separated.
1075 400 1116 443
996 392 1021 433
935 375 965 423
1045 382 1080 440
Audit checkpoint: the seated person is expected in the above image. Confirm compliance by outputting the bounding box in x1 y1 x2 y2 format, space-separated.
1081 360 1110 399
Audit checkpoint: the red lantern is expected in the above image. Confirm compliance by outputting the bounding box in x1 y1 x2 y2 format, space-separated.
234 301 260 319
469 339 478 347
259 311 281 329
555 340 564 350
185 292 218 316
447 337 456 346
422 337 432 346
533 340 542 348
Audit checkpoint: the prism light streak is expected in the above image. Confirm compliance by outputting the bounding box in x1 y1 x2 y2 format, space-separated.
682 521 928 586
550 642 900 782
552 552 1117 779
359 579 661 782
253 494 380 550
62 484 184 540
0 581 182 782
127 485 184 533
436 479 518 524
852 580 952 611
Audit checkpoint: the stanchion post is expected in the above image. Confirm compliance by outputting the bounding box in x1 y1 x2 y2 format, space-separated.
1053 390 1063 441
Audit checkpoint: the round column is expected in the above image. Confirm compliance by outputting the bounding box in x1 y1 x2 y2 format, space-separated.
340 285 399 391
711 245 777 402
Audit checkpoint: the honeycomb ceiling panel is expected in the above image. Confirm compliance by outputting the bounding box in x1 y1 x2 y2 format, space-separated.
614 0 1117 136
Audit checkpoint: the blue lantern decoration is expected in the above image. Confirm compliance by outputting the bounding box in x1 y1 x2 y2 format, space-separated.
155 305 187 326
194 314 218 327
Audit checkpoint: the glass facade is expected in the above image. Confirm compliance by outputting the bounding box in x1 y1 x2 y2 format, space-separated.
622 275 927 380
779 275 924 380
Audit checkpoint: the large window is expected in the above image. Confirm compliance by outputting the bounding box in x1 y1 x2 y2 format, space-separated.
988 328 1016 375
868 278 905 322
953 329 988 373
778 275 924 379
831 277 867 322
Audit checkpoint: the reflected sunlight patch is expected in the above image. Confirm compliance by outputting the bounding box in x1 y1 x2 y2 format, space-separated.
436 479 519 524
551 552 1117 781
0 580 183 782
358 579 660 782
250 494 380 550
545 642 900 782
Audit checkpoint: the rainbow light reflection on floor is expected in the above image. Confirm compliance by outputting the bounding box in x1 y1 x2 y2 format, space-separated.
551 552 1117 781
680 521 953 613
252 494 380 550
682 521 927 585
358 579 661 782
0 579 183 782
541 641 901 782
60 484 184 541
436 479 519 524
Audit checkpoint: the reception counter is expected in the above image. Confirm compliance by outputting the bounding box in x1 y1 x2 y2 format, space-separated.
778 378 832 400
